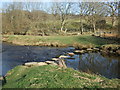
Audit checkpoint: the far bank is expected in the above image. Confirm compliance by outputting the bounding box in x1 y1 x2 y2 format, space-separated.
2 35 120 48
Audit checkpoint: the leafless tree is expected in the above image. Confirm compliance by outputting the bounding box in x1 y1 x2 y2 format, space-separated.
51 2 73 33
103 2 118 26
85 2 109 34
78 2 89 34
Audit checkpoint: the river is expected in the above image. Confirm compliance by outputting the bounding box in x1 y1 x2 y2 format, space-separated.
1 42 120 79
2 42 73 76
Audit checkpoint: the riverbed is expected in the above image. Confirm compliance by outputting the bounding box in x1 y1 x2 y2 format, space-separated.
1 42 120 79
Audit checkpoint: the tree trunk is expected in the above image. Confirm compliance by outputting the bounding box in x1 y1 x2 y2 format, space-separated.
81 24 84 34
60 21 65 32
80 18 83 34
64 28 68 33
41 29 45 36
112 16 116 26
93 23 96 34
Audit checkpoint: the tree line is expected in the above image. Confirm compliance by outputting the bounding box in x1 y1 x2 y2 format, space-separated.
2 2 119 36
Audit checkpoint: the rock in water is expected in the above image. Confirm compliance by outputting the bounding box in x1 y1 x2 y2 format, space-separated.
67 53 75 57
87 48 93 52
59 55 70 58
52 58 60 61
74 50 85 54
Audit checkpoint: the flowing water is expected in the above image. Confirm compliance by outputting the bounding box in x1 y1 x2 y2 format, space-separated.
1 42 73 76
1 42 120 79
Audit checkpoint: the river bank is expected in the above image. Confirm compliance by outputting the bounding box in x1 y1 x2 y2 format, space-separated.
1 35 120 88
2 35 120 47
1 52 120 88
1 42 120 79
2 65 120 88
2 35 120 56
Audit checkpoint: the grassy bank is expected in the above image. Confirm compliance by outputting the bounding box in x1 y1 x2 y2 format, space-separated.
2 35 119 47
3 65 120 88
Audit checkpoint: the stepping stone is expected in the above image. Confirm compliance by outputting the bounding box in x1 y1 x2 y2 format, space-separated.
67 53 75 56
24 62 38 66
87 48 93 51
93 48 99 51
59 55 70 58
37 62 47 66
74 50 85 54
52 58 60 61
45 61 58 65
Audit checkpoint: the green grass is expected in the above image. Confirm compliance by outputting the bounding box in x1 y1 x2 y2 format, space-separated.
3 35 119 47
3 65 120 88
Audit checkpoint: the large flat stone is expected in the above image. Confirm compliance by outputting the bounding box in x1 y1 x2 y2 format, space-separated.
24 62 47 66
67 53 75 56
24 62 38 66
87 48 93 51
74 50 85 54
59 55 70 58
37 62 47 66
52 58 60 61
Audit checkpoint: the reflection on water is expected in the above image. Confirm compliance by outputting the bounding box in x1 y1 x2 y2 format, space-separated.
65 52 120 79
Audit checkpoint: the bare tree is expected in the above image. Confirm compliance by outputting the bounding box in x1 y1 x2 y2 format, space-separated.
51 2 72 33
85 2 109 34
78 2 89 34
103 2 118 26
